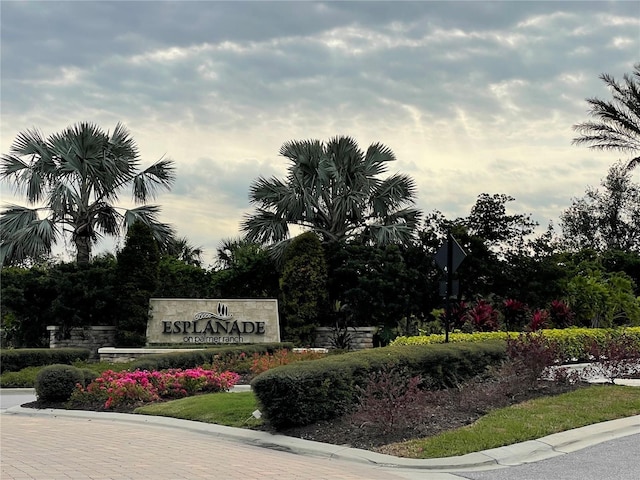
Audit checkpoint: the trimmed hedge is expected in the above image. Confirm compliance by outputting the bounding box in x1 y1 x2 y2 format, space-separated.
391 327 640 362
35 364 85 403
251 341 506 430
0 348 91 374
128 343 294 371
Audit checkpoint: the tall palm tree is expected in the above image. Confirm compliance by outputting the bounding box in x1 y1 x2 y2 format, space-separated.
241 136 421 251
1 122 175 266
573 63 640 170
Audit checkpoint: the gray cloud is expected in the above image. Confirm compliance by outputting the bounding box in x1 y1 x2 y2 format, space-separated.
1 0 638 264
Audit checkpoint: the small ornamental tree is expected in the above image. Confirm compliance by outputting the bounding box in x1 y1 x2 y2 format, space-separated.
279 232 329 345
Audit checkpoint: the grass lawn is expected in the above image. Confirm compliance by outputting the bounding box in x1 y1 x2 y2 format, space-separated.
134 391 262 428
382 385 640 458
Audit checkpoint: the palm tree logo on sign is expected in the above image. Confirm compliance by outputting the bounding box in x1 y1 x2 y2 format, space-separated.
193 302 233 321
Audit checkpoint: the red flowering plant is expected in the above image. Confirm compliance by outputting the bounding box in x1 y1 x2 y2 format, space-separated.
502 299 528 331
442 301 469 331
527 309 550 332
548 300 575 328
466 299 500 332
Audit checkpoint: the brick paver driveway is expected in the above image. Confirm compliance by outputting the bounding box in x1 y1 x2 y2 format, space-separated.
1 414 420 480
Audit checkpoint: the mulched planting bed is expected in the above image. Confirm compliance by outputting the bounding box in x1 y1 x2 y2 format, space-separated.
21 373 588 453
270 379 584 451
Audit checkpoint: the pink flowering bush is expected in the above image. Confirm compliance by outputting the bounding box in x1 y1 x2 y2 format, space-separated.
70 368 240 410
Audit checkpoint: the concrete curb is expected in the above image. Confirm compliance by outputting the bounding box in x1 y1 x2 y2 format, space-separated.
4 405 639 472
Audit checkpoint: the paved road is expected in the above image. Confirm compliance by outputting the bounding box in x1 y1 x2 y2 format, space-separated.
458 434 640 480
0 389 36 411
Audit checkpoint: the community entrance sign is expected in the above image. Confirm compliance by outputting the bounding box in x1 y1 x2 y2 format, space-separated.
147 298 280 345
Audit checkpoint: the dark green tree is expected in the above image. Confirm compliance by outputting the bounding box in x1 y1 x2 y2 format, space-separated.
324 242 424 343
0 122 175 266
560 161 640 253
1 265 56 347
279 232 329 345
154 255 210 298
0 255 119 348
115 221 160 346
420 194 538 301
573 63 640 171
210 238 279 298
242 136 421 256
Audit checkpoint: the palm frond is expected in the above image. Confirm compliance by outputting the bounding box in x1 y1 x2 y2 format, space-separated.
0 154 30 178
370 173 417 217
241 209 289 244
0 207 58 265
132 157 176 203
48 182 80 218
0 204 41 232
249 176 290 206
92 203 122 236
367 222 415 246
363 142 395 177
123 205 175 247
572 64 640 162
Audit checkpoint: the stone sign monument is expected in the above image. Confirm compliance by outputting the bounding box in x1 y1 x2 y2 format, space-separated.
147 298 280 346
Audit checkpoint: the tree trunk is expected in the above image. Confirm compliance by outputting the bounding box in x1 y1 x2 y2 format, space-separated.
75 235 91 266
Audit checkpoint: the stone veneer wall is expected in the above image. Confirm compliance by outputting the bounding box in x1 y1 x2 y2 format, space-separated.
47 326 116 360
314 326 377 350
147 298 280 345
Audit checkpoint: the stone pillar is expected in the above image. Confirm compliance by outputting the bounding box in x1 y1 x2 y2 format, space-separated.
47 326 116 361
314 326 377 350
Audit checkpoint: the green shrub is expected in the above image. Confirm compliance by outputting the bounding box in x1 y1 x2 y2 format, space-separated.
0 348 91 374
80 368 98 386
251 341 506 430
35 364 85 402
391 327 640 363
0 366 41 388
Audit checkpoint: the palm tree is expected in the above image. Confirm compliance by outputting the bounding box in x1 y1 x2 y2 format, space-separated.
573 63 640 170
165 236 204 267
1 122 175 266
241 136 421 251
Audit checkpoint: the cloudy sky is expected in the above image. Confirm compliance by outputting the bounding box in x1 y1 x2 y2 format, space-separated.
1 1 639 266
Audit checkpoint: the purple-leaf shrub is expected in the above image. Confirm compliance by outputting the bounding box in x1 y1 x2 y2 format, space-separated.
506 333 561 385
584 333 640 384
350 366 430 434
